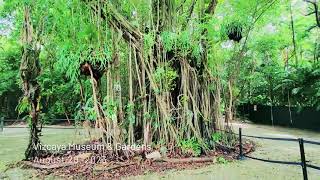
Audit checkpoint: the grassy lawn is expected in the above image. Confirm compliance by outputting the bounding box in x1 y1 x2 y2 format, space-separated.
0 127 87 179
1 123 320 179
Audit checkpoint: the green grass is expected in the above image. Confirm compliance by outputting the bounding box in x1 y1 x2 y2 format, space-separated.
0 127 87 179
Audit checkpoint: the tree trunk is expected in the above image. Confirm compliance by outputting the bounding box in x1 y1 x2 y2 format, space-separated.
21 6 42 160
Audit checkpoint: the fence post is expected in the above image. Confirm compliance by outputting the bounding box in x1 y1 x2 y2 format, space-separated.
0 117 4 132
239 127 244 160
299 138 308 180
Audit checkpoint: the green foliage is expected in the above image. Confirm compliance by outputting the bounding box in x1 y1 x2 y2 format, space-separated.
126 102 135 124
0 38 20 96
38 67 82 120
212 132 223 143
210 131 238 148
220 20 243 41
217 156 229 164
83 97 97 121
103 97 118 121
179 137 202 157
16 97 30 115
143 33 155 52
161 31 176 52
143 110 158 121
153 63 178 92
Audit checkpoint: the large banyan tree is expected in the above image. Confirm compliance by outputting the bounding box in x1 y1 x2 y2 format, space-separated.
2 0 314 160
74 0 226 151
13 0 278 158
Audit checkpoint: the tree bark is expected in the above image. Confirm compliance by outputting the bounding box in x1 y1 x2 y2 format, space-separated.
21 6 42 160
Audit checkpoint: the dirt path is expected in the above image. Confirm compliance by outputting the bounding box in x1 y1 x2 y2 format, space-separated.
1 123 320 179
